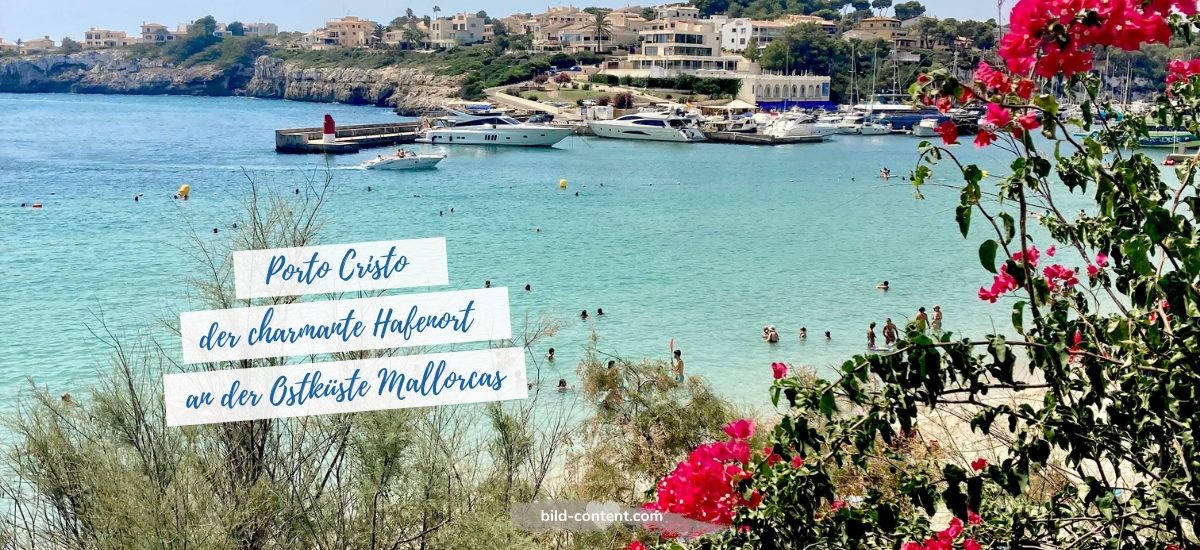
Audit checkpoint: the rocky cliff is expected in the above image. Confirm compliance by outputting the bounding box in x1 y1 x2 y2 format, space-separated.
0 50 462 112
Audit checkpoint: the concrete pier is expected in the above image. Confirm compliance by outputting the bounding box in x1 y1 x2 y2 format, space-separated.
275 122 422 154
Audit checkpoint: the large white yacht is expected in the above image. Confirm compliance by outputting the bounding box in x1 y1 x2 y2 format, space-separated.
587 111 706 142
418 109 574 147
762 113 836 140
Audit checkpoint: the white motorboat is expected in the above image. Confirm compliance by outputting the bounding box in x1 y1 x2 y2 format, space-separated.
587 111 706 142
859 120 893 135
361 149 444 170
836 113 866 134
763 113 835 140
419 109 574 147
912 117 941 137
703 115 759 133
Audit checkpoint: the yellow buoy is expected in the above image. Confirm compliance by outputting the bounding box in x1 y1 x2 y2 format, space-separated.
178 184 191 198
559 179 568 189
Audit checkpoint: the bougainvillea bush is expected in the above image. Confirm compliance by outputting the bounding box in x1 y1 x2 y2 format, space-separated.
633 1 1200 548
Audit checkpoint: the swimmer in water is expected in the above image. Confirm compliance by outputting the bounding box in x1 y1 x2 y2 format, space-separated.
557 378 569 392
867 322 877 349
546 348 555 361
581 310 589 320
825 330 831 340
878 280 890 291
766 326 780 343
597 308 604 316
485 280 491 288
799 326 807 339
525 284 531 291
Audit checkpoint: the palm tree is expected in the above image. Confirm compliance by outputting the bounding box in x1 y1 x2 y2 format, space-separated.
591 10 612 53
433 5 441 18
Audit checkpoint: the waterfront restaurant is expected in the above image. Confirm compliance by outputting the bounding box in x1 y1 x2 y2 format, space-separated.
737 73 834 111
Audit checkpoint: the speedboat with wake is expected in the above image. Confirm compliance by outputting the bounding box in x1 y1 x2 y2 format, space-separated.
361 149 445 170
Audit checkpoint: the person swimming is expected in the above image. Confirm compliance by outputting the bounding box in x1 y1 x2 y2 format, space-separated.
825 330 832 340
580 310 589 320
877 280 890 291
557 378 569 392
799 326 807 339
525 284 531 291
766 325 780 343
485 280 491 288
546 348 555 361
597 308 604 316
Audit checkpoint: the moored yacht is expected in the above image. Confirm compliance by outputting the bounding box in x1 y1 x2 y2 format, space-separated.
419 109 574 147
587 111 706 142
912 117 941 137
763 113 836 140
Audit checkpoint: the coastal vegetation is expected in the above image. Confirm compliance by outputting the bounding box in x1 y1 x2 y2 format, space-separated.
0 177 736 549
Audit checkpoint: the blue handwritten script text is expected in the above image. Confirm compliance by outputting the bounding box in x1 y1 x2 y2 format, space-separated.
264 246 410 288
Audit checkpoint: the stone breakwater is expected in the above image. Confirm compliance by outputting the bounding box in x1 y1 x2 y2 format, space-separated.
0 51 462 113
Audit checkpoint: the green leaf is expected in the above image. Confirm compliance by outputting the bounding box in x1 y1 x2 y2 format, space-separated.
956 205 972 238
1012 300 1026 335
998 212 1016 244
1123 236 1155 276
979 240 999 273
818 391 837 418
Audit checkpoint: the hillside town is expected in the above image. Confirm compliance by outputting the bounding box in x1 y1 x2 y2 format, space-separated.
0 3 995 109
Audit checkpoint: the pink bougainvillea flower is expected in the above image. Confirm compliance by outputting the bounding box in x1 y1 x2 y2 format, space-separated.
964 539 983 550
974 61 1011 93
1095 251 1109 267
1012 245 1040 267
763 446 781 467
985 102 1013 128
830 498 847 511
1086 263 1100 277
922 536 952 550
940 517 963 541
646 435 757 528
968 510 982 525
629 541 647 550
935 96 954 114
1070 330 1083 354
936 120 959 145
974 129 997 148
791 455 804 468
1046 245 1056 257
723 419 755 441
1017 112 1041 131
978 287 999 303
917 73 931 84
771 362 788 379
1016 78 1036 100
971 457 988 471
902 542 922 550
746 490 763 509
1043 264 1080 291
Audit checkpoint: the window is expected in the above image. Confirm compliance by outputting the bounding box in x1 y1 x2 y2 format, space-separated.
633 119 666 127
792 85 797 97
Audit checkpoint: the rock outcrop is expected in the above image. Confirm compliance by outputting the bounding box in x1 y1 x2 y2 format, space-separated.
0 51 462 113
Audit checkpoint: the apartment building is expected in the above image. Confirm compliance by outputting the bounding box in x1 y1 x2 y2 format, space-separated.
83 28 139 48
429 12 485 48
628 19 743 74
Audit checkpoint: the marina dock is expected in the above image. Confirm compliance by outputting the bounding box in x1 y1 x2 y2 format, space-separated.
275 122 422 154
703 131 825 145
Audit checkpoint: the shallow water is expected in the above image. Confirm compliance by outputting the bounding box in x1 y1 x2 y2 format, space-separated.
0 92 1096 409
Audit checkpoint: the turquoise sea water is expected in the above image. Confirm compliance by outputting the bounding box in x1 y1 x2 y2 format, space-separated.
0 93 1092 408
